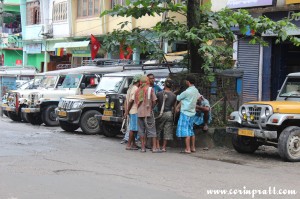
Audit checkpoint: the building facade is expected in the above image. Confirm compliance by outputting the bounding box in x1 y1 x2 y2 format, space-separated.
0 0 23 66
228 0 300 103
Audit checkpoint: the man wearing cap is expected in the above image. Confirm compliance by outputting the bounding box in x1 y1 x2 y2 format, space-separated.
124 74 142 150
176 75 200 154
135 75 160 153
155 79 177 152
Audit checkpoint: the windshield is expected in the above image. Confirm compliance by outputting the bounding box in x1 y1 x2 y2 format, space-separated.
61 74 83 88
94 76 124 93
279 77 300 97
39 76 58 89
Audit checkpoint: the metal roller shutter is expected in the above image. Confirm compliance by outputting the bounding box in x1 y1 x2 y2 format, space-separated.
238 38 260 103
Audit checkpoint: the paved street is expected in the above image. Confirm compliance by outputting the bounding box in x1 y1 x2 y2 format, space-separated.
0 116 299 199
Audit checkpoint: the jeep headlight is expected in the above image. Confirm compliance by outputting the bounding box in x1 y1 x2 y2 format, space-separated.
105 96 110 109
72 101 83 109
119 97 123 105
265 108 270 117
110 102 115 109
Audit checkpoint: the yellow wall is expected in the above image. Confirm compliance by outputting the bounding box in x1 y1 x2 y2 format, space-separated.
72 0 211 37
286 0 300 4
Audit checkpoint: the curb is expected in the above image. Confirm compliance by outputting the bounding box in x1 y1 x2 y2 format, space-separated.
168 128 233 149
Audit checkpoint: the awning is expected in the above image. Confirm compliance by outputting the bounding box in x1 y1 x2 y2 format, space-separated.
53 41 90 48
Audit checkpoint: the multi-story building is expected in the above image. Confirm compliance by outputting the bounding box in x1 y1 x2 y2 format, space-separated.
0 0 22 66
20 0 225 72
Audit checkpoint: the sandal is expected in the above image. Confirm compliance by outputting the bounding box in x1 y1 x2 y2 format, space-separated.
161 148 167 152
152 149 162 153
140 149 146 153
184 150 191 154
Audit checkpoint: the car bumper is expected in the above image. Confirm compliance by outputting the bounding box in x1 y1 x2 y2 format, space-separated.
2 106 16 112
95 114 123 123
21 107 40 113
226 127 277 140
55 109 82 124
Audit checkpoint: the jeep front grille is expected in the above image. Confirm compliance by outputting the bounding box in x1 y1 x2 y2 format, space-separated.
248 107 261 121
59 100 74 110
29 93 39 106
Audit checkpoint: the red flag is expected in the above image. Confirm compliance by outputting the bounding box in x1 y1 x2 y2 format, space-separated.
119 42 125 59
125 46 133 59
90 34 101 60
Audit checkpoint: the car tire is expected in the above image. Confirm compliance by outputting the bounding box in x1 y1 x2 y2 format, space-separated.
3 110 8 117
232 134 259 153
278 126 300 162
102 121 119 137
59 120 79 132
42 105 59 126
80 110 101 135
7 112 21 122
26 113 43 125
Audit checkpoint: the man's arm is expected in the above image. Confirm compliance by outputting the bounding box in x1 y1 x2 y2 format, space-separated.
176 90 186 101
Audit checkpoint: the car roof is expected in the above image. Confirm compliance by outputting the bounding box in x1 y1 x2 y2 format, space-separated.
103 67 186 77
288 72 300 77
42 65 125 76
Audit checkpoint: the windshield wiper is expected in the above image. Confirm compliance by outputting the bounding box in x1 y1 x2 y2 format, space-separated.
284 93 300 100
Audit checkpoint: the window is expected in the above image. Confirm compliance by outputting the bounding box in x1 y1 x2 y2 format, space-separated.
77 0 100 17
111 0 126 8
26 1 41 25
53 2 68 22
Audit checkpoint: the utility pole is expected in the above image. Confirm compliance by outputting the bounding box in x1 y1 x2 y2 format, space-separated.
0 0 3 66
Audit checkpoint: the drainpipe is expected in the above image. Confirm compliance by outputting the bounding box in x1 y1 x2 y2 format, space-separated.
68 0 73 37
258 45 263 101
41 0 49 72
20 0 28 66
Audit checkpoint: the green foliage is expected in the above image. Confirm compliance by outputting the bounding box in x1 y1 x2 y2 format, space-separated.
100 1 300 74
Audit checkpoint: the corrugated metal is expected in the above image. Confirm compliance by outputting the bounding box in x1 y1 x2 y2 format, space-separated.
238 38 260 103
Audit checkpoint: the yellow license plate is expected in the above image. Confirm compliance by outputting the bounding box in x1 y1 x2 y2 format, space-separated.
58 111 67 117
103 110 113 116
238 129 254 137
23 109 31 113
101 116 111 121
5 107 12 111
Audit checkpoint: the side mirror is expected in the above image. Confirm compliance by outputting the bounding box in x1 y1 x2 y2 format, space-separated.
80 83 86 89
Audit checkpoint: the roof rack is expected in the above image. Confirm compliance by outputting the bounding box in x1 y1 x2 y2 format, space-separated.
122 62 183 71
81 59 132 66
0 65 38 71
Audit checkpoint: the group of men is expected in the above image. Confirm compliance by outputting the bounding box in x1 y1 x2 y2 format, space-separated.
123 73 211 153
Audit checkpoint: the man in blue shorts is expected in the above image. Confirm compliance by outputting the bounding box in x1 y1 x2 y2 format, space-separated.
176 75 200 154
124 74 141 150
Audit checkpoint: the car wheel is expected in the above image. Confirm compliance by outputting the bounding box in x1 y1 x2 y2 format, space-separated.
278 126 300 162
102 121 119 137
59 120 79 132
26 113 43 125
7 112 21 122
80 110 101 135
42 105 59 126
232 134 259 153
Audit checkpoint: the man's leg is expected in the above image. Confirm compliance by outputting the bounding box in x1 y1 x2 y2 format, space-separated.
191 135 196 152
185 136 191 153
140 135 146 151
162 139 167 151
203 110 209 131
126 131 134 149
